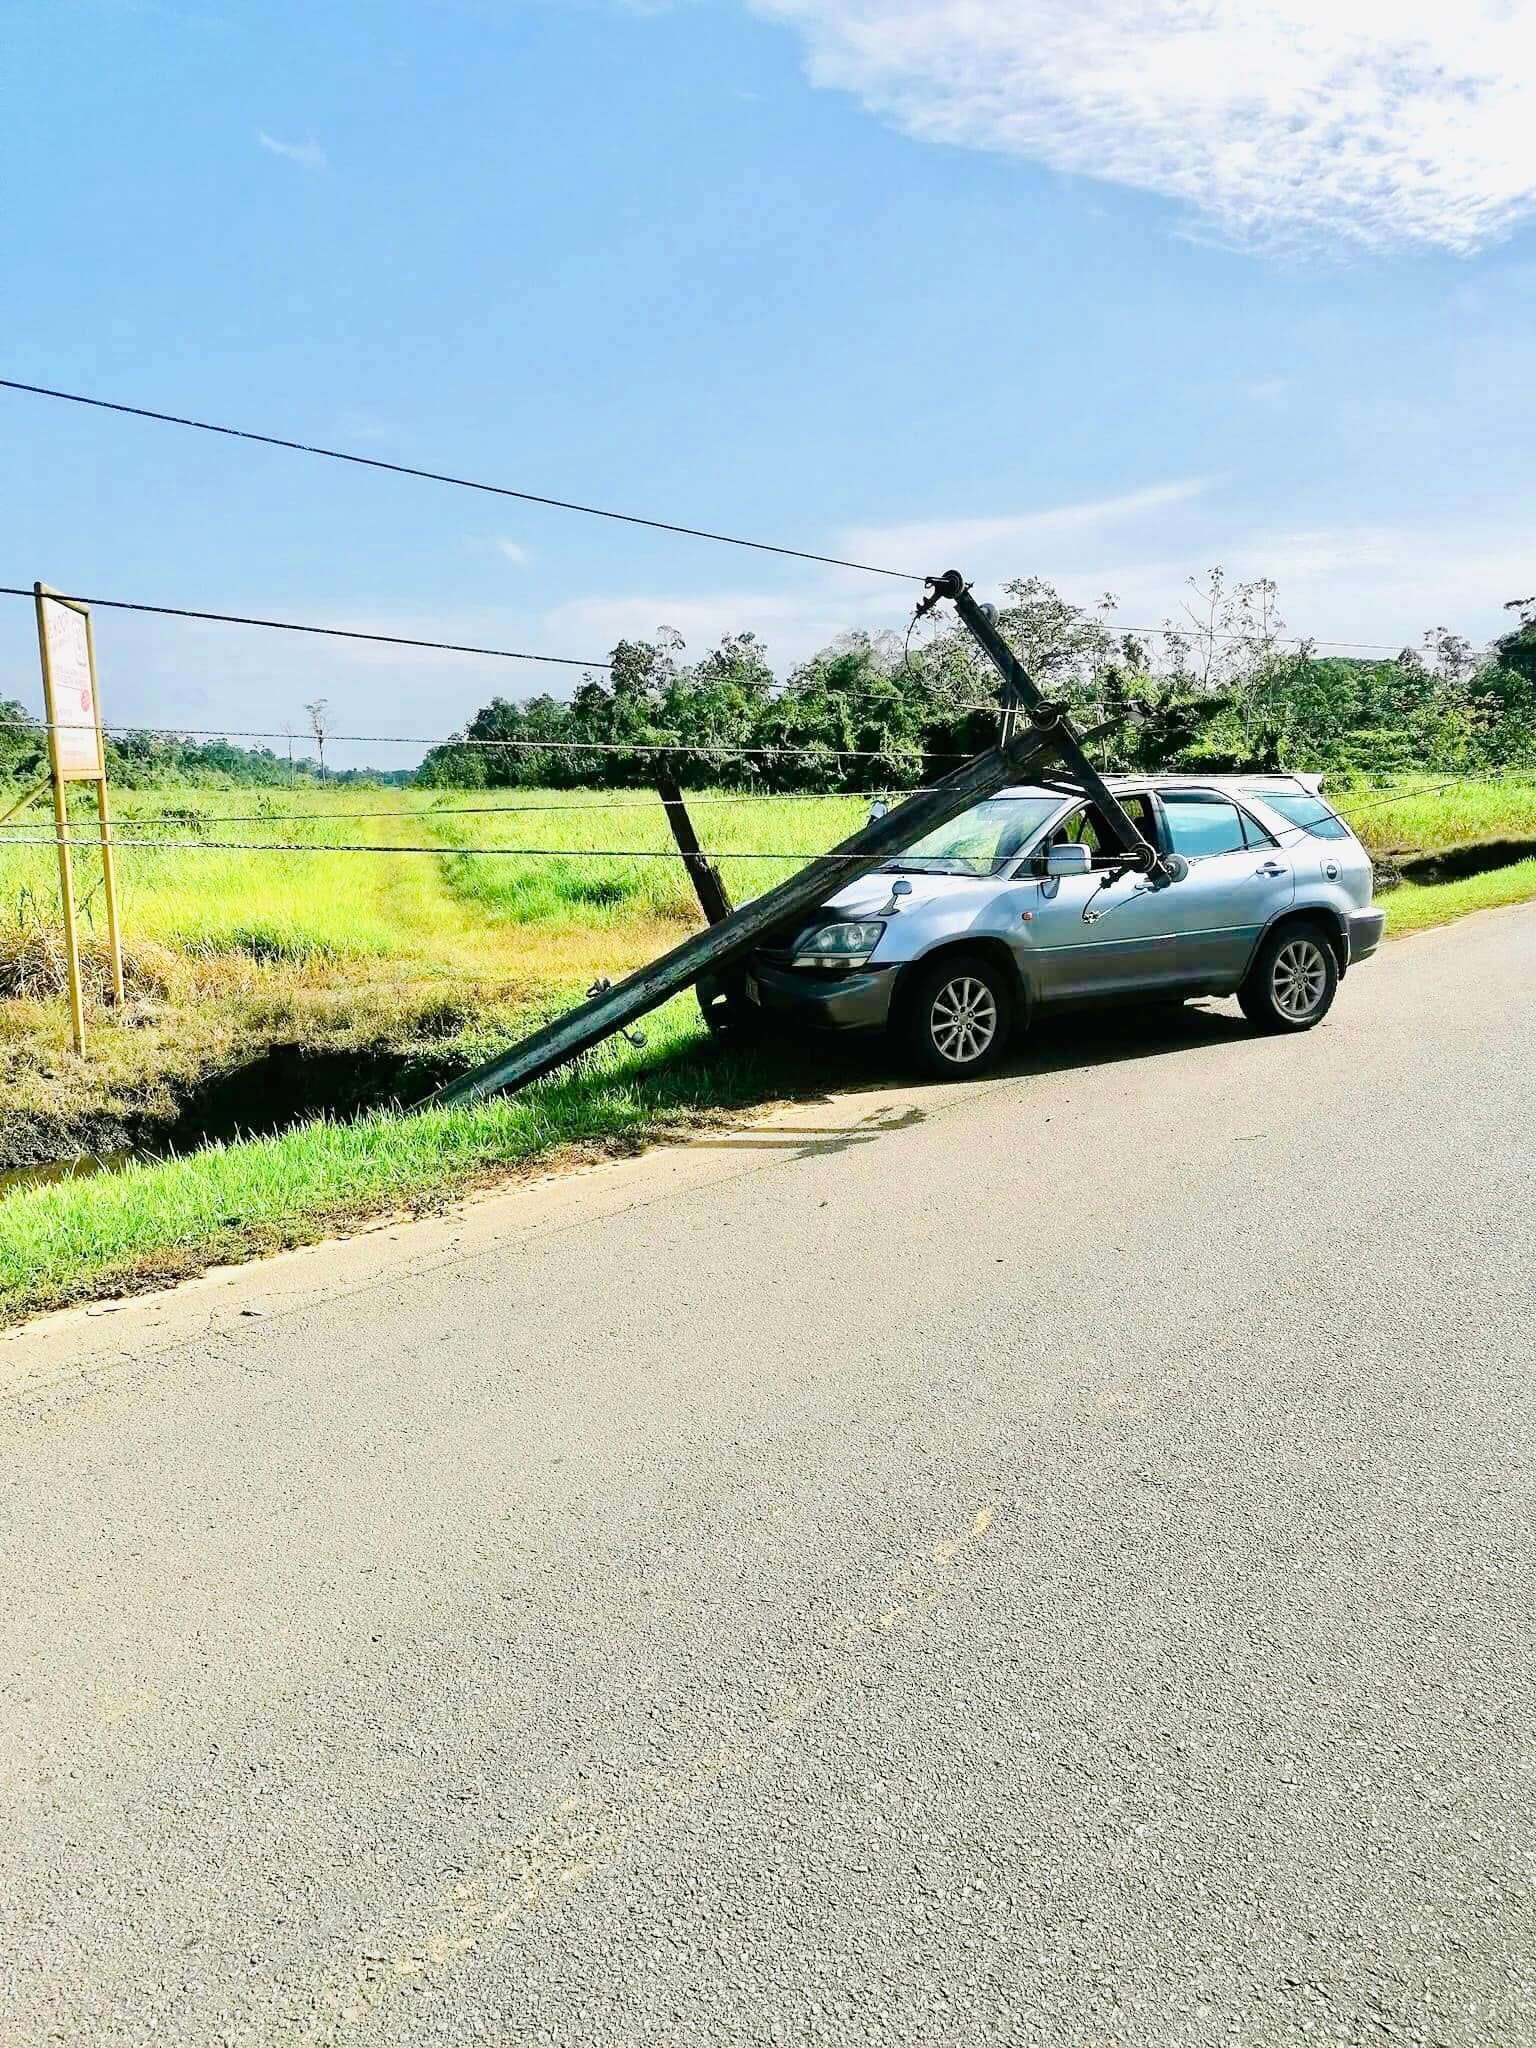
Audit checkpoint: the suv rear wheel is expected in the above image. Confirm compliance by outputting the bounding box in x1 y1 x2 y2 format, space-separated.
902 952 1014 1079
1239 920 1339 1033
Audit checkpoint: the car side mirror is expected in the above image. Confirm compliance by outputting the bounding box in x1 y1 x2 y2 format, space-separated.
1045 842 1094 878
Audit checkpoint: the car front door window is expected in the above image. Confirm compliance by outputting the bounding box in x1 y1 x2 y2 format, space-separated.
1162 793 1248 860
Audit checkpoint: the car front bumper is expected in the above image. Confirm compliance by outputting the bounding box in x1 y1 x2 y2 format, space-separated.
1347 907 1386 964
744 960 897 1032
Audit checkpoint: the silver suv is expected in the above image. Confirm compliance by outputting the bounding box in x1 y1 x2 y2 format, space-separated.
743 775 1384 1077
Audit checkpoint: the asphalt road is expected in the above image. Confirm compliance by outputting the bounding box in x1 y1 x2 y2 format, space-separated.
3 904 1534 2048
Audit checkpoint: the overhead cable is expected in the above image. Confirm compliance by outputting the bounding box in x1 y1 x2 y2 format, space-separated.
0 585 607 669
0 378 925 582
1 835 906 862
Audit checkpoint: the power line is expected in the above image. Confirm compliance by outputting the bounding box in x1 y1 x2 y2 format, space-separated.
0 378 925 583
6 706 1535 789
0 572 1423 680
0 385 1477 656
0 583 991 704
11 763 1530 836
13 789 918 829
1 834 898 862
0 585 609 669
0 715 965 762
4 766 1532 866
1303 766 1536 822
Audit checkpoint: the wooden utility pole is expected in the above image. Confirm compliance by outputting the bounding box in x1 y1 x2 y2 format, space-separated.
656 770 733 927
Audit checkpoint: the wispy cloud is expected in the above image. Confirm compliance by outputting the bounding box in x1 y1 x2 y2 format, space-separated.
750 0 1536 253
337 411 394 444
496 538 533 567
257 131 328 173
539 588 888 663
838 480 1208 580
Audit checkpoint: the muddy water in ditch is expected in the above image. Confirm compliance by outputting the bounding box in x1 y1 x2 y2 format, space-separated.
1 1042 437 1199
0 1153 136 1196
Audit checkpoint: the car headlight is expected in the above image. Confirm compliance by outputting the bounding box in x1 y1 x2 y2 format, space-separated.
792 920 886 969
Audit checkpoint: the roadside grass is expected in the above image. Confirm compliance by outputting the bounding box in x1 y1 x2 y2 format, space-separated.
1 776 1534 1324
0 787 869 1166
1376 857 1536 937
0 996 814 1323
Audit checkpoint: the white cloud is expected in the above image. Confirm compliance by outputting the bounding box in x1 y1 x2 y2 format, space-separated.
337 411 394 443
839 480 1207 580
496 538 532 567
750 0 1536 252
1041 520 1536 653
256 131 328 173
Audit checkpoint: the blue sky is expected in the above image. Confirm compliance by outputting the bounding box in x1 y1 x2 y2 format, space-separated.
4 0 1535 765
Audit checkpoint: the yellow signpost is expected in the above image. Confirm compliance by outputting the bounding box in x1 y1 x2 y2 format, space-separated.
32 582 123 1054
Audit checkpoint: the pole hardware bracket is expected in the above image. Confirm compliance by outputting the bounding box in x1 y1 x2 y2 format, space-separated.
586 979 647 1047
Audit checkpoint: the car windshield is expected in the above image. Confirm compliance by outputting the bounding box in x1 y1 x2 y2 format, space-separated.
1242 788 1353 842
884 795 1062 876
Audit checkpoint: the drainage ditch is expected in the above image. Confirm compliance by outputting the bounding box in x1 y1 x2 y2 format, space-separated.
1 1042 450 1194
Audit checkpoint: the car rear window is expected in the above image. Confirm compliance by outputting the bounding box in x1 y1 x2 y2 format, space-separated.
1242 789 1353 841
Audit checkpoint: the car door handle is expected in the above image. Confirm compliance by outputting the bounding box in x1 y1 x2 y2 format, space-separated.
1256 862 1289 876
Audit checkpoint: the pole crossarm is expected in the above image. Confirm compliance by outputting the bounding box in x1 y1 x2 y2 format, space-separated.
918 570 1161 873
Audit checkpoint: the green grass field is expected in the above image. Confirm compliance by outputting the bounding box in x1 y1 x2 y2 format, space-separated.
1325 770 1536 856
1 772 1533 1323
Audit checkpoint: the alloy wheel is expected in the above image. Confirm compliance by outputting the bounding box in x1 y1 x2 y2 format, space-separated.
1272 937 1329 1022
930 976 999 1065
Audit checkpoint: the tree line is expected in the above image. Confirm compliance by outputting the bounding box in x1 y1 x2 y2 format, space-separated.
5 573 1532 794
0 715 412 791
416 574 1536 792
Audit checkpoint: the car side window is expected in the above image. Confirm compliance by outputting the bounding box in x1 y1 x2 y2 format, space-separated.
1043 806 1102 853
1160 792 1248 859
1240 808 1277 849
1044 797 1154 860
1118 794 1157 852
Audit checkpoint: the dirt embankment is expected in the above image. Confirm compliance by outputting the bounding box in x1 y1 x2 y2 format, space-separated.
1374 836 1536 890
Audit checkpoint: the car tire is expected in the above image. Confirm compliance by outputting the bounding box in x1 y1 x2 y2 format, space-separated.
901 952 1014 1079
1238 920 1339 1034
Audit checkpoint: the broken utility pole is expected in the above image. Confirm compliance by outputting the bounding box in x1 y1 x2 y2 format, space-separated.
430 720 1061 1109
426 567 1169 1111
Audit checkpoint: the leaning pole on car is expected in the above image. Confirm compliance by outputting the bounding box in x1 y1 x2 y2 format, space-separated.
426 570 1170 1111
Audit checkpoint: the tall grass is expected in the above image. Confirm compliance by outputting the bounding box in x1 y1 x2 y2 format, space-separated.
1330 772 1536 853
423 789 870 926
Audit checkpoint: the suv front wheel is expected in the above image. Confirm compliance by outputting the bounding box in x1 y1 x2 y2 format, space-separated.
901 952 1014 1079
1239 920 1339 1033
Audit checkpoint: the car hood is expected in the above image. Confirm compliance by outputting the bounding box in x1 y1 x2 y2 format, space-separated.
818 868 1009 922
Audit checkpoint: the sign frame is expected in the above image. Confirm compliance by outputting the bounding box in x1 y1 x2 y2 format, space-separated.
32 583 124 1053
